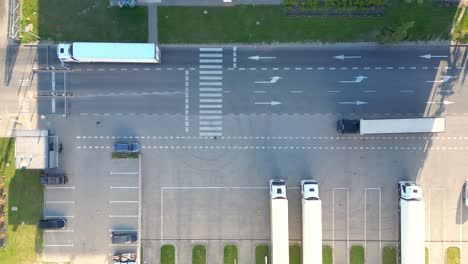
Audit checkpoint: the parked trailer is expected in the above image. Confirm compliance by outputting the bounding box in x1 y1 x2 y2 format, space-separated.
269 179 289 264
301 180 322 264
337 118 445 135
57 42 160 63
398 181 425 264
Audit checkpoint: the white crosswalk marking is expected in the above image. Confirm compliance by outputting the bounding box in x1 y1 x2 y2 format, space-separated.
199 48 224 136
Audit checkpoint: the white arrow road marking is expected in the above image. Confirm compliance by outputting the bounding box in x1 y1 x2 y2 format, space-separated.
420 54 449 59
248 56 277 60
339 76 367 83
255 101 282 106
255 76 282 84
426 100 454 105
338 101 368 105
334 55 362 60
427 75 454 83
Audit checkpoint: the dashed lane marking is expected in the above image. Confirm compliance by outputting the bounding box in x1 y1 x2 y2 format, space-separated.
75 145 468 150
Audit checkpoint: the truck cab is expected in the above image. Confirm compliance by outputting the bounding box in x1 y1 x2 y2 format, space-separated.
337 119 360 134
301 180 319 200
399 181 423 200
269 179 287 199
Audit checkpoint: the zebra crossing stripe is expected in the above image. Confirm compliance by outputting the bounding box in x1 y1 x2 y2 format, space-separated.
199 48 223 52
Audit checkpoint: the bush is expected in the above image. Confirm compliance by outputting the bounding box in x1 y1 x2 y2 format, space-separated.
377 21 415 43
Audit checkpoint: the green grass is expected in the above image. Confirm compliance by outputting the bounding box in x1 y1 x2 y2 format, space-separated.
453 7 468 42
192 244 207 264
289 244 301 264
112 153 139 159
323 245 333 264
224 244 238 264
446 247 461 264
158 0 457 43
161 244 175 264
255 244 270 264
382 246 397 264
350 245 365 264
0 138 44 264
20 0 147 43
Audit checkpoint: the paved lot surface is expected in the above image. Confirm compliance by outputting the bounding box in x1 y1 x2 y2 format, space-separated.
2 44 468 263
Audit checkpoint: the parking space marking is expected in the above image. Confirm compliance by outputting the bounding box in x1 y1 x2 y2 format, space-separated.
428 188 446 263
460 195 464 264
364 188 381 249
44 244 74 247
110 200 139 204
110 171 138 175
332 187 349 264
44 229 74 233
44 215 74 218
45 186 75 190
110 229 138 232
109 244 137 247
110 186 138 189
45 201 74 204
109 215 138 218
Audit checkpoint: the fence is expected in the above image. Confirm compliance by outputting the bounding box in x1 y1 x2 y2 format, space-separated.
8 0 21 40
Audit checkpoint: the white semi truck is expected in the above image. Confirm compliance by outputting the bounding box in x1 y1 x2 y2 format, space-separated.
301 180 322 264
398 181 425 264
269 179 289 264
337 117 446 135
57 42 161 63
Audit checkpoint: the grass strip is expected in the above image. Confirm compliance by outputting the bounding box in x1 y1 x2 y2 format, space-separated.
323 245 333 264
446 247 461 264
224 244 238 264
350 245 365 264
161 244 175 264
193 244 207 264
0 138 44 264
255 244 270 264
382 245 397 264
289 244 301 264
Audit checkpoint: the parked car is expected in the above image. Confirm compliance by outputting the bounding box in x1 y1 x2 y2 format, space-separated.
113 253 137 264
111 232 138 244
38 218 67 229
40 173 67 185
114 142 140 153
463 179 468 207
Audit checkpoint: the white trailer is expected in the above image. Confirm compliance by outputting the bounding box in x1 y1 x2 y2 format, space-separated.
301 180 322 264
269 179 289 264
360 118 445 135
398 181 425 264
57 42 161 63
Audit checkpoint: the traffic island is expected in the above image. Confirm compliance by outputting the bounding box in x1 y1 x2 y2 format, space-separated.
350 245 365 264
255 244 270 264
192 244 207 264
323 245 333 264
382 245 397 264
223 244 238 264
446 247 461 264
289 244 301 264
161 244 175 264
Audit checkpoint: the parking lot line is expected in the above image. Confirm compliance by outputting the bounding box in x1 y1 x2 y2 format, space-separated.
45 201 75 204
428 188 446 264
109 244 137 247
44 229 74 233
44 244 74 247
109 215 138 218
332 187 350 264
110 200 139 204
364 188 382 250
45 186 75 190
110 229 138 232
461 196 463 264
110 171 138 175
110 186 138 189
44 215 74 218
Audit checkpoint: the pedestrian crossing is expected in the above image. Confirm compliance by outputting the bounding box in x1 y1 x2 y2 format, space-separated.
199 48 223 137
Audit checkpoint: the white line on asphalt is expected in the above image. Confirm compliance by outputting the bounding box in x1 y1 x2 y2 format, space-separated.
328 90 341 93
363 90 376 93
45 215 74 218
45 186 75 190
110 172 138 175
199 71 222 75
199 110 222 114
253 91 266 93
400 90 414 93
200 76 222 80
109 215 138 218
200 127 222 131
44 244 74 247
199 115 222 119
109 244 137 247
110 200 139 204
199 59 222 63
185 70 190 133
199 132 222 137
200 121 223 126
200 104 222 109
45 201 75 204
200 53 222 58
51 72 56 113
199 48 222 52
200 88 222 92
200 99 222 103
200 93 222 97
200 65 222 69
44 229 74 233
290 91 303 93
199 82 222 86
110 186 139 189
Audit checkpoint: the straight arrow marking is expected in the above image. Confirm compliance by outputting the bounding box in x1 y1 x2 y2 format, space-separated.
427 75 453 83
255 101 282 106
248 56 277 60
420 54 449 59
426 100 454 105
338 101 368 105
255 76 282 84
334 55 362 60
339 76 367 83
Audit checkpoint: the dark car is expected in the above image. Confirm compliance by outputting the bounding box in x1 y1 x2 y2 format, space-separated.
114 142 140 153
337 119 360 134
463 179 468 207
40 174 67 185
38 218 67 229
111 232 138 244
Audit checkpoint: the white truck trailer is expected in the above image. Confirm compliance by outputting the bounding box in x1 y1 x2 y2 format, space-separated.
337 118 445 135
269 179 289 264
398 181 425 264
301 180 322 264
57 42 161 63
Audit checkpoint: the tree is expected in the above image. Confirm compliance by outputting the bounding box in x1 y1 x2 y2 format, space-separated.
377 21 415 43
